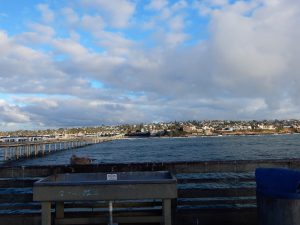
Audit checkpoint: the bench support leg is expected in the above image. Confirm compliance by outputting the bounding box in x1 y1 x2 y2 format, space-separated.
42 202 51 225
56 202 64 219
163 199 172 225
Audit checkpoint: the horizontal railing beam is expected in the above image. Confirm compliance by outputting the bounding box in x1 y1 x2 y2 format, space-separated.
1 158 300 177
178 177 254 184
178 187 255 198
0 178 38 188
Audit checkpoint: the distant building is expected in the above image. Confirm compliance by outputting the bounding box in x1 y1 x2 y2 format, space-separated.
257 124 275 130
182 125 197 133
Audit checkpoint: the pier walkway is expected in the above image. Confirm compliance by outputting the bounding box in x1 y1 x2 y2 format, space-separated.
0 135 123 164
1 159 300 225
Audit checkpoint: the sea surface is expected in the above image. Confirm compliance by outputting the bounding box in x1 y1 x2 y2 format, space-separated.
9 134 300 166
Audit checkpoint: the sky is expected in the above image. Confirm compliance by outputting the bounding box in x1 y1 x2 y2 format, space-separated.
0 0 300 131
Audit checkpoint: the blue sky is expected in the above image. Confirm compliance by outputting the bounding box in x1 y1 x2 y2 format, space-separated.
0 0 300 131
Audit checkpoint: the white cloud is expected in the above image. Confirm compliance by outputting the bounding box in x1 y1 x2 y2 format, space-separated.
162 31 189 46
0 100 30 123
81 15 106 31
1 0 300 130
36 4 54 23
15 97 59 109
14 24 55 46
19 97 155 127
160 8 172 20
80 0 135 28
0 31 48 64
96 31 135 56
171 0 188 12
53 38 89 58
62 7 79 25
237 99 268 115
145 0 168 11
28 23 55 37
169 15 185 31
0 31 95 98
208 1 298 84
141 1 189 47
193 0 229 16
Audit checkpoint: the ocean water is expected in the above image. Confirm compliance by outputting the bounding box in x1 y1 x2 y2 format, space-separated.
10 134 300 166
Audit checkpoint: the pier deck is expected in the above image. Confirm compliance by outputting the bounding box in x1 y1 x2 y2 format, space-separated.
0 136 122 163
1 159 300 225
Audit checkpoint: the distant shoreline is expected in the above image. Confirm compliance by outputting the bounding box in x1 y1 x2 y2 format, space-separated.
123 132 300 139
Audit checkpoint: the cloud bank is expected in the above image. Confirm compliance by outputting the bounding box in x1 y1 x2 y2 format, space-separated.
0 0 300 130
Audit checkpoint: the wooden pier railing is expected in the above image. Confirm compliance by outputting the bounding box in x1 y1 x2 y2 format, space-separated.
0 159 300 225
0 136 123 163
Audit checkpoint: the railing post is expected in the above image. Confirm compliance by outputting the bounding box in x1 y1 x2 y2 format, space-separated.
18 146 21 159
4 147 8 161
15 146 18 160
34 145 37 157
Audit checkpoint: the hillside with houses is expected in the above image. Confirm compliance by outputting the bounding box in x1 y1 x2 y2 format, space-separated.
1 120 300 143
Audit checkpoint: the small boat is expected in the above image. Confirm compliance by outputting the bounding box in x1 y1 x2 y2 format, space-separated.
70 154 92 165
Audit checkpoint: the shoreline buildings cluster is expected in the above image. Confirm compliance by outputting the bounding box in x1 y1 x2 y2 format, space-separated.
1 120 300 142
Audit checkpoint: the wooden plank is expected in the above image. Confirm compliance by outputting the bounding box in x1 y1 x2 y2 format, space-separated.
0 178 38 188
178 187 256 198
0 202 40 210
33 183 176 201
0 198 256 211
0 201 161 211
63 201 161 209
176 207 257 225
0 207 258 225
178 177 254 184
56 216 162 224
167 160 298 173
178 198 256 206
0 193 33 203
0 214 41 225
1 158 300 177
0 167 54 178
0 198 256 212
62 209 161 217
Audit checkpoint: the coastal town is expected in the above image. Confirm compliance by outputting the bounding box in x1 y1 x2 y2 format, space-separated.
1 119 300 142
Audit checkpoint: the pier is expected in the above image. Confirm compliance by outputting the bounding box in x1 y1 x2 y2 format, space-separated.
0 135 123 163
1 158 300 225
